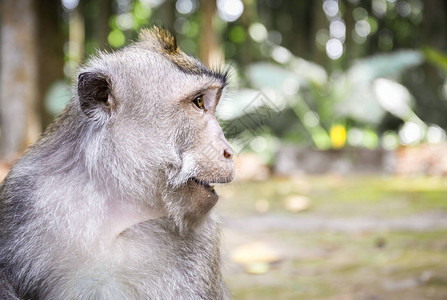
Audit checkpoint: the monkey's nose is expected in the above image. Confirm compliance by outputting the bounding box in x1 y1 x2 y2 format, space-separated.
223 149 233 159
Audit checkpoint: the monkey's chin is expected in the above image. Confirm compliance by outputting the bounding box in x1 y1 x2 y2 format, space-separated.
180 178 219 219
190 177 218 198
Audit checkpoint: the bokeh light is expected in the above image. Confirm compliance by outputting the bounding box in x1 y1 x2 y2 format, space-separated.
271 46 292 64
61 0 79 10
372 0 387 17
330 20 346 40
427 125 446 144
108 29 126 48
175 0 197 15
116 13 133 30
217 0 244 22
399 122 425 145
326 38 343 59
355 20 371 37
323 0 339 18
249 23 268 43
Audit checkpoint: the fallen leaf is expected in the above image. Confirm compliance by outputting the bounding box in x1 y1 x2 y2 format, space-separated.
284 195 311 212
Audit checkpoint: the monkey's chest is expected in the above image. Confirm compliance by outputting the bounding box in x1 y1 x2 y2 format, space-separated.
58 222 224 299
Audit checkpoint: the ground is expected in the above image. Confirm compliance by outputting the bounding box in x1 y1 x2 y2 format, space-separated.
216 176 447 300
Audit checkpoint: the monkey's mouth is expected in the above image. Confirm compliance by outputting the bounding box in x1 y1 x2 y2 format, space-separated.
191 178 217 195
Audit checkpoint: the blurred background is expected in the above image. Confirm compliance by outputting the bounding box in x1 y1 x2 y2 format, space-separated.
1 0 447 299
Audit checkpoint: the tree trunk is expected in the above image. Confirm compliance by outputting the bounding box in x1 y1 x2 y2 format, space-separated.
0 0 41 159
415 0 447 128
96 0 112 50
311 0 328 67
199 0 222 68
152 0 176 33
163 0 176 33
69 5 85 67
422 0 446 51
37 0 65 128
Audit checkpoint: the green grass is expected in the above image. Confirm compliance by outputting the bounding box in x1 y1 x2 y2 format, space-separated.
216 176 447 217
225 230 447 300
218 176 447 300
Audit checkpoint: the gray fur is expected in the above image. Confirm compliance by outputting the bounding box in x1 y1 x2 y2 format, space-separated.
0 27 234 299
0 270 20 299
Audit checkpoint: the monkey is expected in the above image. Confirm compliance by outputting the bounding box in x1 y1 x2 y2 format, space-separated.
0 26 235 299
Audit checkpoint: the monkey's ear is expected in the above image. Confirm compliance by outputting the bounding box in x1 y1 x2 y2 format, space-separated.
77 72 113 119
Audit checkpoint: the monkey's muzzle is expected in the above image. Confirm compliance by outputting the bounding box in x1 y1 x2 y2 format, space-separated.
191 177 217 196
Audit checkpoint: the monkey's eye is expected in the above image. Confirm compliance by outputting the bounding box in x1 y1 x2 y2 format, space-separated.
192 95 205 109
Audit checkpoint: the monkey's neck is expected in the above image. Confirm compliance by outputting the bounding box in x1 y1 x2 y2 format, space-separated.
102 196 166 242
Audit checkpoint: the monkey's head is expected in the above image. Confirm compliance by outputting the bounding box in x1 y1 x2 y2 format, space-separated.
75 26 234 223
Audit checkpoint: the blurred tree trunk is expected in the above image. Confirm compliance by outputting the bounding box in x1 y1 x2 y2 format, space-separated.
96 0 112 50
268 1 322 63
411 0 447 128
270 0 314 60
153 0 175 33
239 0 257 66
199 0 222 68
37 0 65 128
69 5 85 66
422 0 446 51
163 0 176 33
311 0 327 67
0 0 41 159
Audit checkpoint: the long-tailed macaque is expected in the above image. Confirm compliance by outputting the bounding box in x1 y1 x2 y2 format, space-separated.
0 26 234 299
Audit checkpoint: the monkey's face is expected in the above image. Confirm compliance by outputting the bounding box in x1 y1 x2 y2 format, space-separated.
77 28 234 214
169 79 235 199
110 73 234 199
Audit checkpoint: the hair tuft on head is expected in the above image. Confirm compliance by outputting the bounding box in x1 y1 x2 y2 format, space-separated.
139 25 179 54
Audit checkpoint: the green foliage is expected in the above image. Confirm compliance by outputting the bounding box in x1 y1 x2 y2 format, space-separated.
133 1 152 24
224 49 424 150
108 29 126 48
423 47 447 72
229 26 246 44
60 0 447 149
